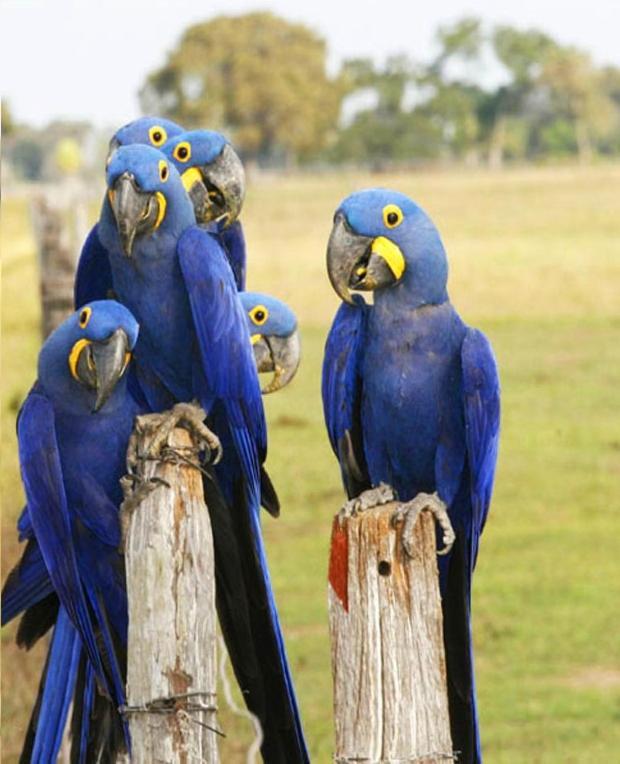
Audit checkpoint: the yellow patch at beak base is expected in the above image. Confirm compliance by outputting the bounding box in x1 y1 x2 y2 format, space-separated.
181 167 203 193
68 339 92 381
371 236 406 280
250 334 262 345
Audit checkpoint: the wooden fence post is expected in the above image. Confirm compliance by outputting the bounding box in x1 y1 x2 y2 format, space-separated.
328 503 454 763
123 426 220 763
31 182 91 338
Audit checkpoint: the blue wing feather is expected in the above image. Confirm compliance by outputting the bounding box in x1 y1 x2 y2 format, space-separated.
17 391 114 694
322 297 370 496
1 539 54 624
74 224 114 308
219 220 247 291
31 607 81 762
178 226 266 457
461 328 501 564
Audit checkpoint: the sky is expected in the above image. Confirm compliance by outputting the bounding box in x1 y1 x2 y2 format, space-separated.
1 0 619 128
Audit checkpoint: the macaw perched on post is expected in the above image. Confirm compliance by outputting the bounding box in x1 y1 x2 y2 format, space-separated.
239 291 301 394
72 144 309 763
163 129 247 290
75 117 185 308
322 189 500 764
2 301 143 762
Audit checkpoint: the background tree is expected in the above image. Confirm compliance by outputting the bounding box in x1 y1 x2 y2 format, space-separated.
540 47 616 163
140 12 342 164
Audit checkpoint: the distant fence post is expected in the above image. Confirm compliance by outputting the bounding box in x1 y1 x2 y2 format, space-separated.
30 182 90 338
123 426 220 763
328 503 454 763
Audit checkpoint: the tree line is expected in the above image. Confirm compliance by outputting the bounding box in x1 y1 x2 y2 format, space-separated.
141 13 620 168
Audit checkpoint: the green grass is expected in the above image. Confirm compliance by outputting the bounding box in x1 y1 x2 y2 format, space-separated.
2 164 620 761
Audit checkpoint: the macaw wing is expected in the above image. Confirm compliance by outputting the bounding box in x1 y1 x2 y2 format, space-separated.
461 328 501 564
322 297 370 498
1 537 55 627
74 224 114 308
17 391 111 690
178 226 266 464
219 220 247 291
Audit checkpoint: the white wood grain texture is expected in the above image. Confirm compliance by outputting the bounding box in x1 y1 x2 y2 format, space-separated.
328 502 453 764
125 428 219 764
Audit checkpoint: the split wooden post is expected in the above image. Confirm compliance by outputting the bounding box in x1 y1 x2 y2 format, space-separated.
31 186 89 338
328 502 453 763
123 427 220 763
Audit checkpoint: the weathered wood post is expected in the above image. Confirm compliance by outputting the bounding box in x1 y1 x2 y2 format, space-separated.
328 503 454 763
31 183 89 338
123 426 220 763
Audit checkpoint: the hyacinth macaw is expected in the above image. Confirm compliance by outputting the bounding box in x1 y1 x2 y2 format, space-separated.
322 189 500 764
163 129 247 290
75 117 185 308
2 301 142 762
72 144 308 762
239 291 301 394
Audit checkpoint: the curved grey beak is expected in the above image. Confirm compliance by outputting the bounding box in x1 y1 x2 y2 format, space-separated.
91 329 130 412
110 173 159 257
326 212 373 304
185 143 246 228
252 329 301 394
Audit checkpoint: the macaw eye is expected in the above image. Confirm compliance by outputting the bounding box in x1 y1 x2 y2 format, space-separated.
149 125 167 147
383 204 403 229
159 160 169 182
249 305 269 325
173 141 192 163
79 307 92 328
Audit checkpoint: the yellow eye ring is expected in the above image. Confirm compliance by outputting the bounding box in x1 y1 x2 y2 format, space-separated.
149 125 167 147
78 306 92 328
159 160 169 182
173 141 192 163
249 305 269 325
383 204 403 229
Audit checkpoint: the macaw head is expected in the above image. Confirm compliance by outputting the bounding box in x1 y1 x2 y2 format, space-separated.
107 116 184 166
239 292 301 394
105 144 194 256
38 300 139 413
326 189 448 308
163 130 245 228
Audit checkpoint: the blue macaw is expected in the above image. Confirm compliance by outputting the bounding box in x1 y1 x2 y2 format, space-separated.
163 129 247 290
75 117 185 308
2 301 143 762
239 291 301 394
322 189 500 764
73 144 309 763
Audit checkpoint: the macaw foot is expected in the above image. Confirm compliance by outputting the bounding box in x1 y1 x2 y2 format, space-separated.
338 482 397 524
118 474 169 550
391 492 456 557
126 401 223 474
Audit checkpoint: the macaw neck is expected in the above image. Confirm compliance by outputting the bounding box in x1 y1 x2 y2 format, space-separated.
373 271 449 312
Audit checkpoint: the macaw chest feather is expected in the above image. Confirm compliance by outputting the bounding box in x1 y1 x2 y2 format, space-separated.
361 302 466 493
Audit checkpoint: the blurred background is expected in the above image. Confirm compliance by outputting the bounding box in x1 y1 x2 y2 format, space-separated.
2 1 619 761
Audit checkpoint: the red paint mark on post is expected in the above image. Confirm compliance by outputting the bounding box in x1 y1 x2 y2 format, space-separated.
328 519 348 611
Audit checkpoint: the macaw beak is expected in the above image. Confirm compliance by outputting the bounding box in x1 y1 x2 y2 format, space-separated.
182 143 245 228
251 329 301 394
109 172 162 257
72 329 131 412
327 212 406 303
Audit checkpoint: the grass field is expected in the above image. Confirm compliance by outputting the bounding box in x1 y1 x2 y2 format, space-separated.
2 164 620 762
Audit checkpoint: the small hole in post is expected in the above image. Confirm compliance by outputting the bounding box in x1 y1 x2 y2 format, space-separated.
378 560 391 576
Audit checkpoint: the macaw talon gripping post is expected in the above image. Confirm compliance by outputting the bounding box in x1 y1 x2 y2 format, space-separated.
391 492 456 557
338 482 397 525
